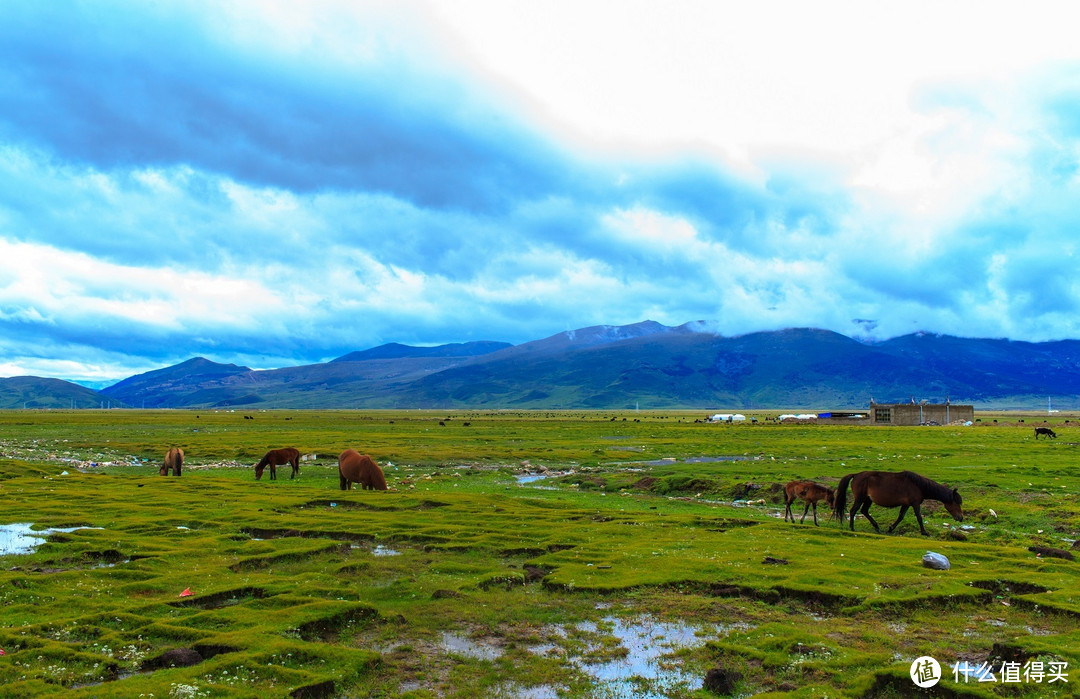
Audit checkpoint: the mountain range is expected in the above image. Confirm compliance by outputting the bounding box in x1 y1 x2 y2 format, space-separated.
5 321 1080 410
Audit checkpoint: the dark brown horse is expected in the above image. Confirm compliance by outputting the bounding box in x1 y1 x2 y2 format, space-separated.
160 447 184 477
338 449 387 491
1035 427 1057 439
254 447 301 480
783 480 835 525
833 470 962 536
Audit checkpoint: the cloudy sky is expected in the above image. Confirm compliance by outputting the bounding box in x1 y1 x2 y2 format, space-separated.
3 1 1080 384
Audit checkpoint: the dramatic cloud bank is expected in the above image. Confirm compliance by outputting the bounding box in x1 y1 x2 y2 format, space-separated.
2 0 1079 383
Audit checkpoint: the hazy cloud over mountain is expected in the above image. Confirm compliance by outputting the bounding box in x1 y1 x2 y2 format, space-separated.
2 1 1079 383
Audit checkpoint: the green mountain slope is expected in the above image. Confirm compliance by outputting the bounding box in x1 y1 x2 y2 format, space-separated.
0 376 119 409
92 324 1080 409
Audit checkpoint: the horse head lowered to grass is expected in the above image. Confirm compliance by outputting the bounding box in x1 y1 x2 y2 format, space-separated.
833 470 962 536
254 447 300 480
338 449 388 491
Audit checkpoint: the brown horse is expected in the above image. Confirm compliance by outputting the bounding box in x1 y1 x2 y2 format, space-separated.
1035 427 1057 439
833 470 963 536
254 447 301 480
783 480 835 525
338 449 387 491
160 447 184 477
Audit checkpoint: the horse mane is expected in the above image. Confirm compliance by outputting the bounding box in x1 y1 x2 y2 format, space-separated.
900 471 958 503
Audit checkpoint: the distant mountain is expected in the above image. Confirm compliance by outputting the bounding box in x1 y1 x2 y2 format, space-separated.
88 324 1080 410
100 357 252 408
332 341 511 362
0 376 118 409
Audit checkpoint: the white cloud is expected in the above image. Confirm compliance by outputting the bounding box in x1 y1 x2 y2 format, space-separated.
3 1 1080 383
0 238 286 331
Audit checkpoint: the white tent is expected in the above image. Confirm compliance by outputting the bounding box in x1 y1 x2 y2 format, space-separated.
709 413 746 422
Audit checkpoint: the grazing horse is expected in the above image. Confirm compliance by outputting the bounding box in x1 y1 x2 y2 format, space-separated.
338 449 388 491
833 470 962 536
1035 427 1057 440
255 447 301 480
160 447 184 477
783 480 835 526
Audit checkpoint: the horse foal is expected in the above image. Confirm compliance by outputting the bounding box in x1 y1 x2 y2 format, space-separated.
783 480 835 526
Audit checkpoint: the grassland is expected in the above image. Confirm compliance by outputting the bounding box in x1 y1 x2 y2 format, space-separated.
0 409 1078 698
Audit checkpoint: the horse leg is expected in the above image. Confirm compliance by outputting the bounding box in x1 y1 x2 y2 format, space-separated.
859 500 881 532
784 497 794 523
811 501 820 526
886 505 909 533
913 505 929 535
800 501 812 524
291 458 298 479
339 473 349 490
848 498 862 531
270 463 277 481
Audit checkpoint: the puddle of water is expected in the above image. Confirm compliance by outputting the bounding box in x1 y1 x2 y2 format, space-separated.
0 523 101 556
440 631 502 661
572 616 721 698
372 545 401 557
516 474 551 484
497 683 561 699
93 559 131 569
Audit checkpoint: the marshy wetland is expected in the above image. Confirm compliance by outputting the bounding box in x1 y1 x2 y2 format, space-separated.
1 409 1078 698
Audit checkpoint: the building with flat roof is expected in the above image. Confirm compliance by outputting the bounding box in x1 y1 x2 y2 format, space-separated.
868 401 973 426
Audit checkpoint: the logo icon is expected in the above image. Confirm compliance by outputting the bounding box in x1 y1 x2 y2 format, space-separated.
911 656 941 688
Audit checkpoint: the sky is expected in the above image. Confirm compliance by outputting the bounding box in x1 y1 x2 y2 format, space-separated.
2 0 1080 385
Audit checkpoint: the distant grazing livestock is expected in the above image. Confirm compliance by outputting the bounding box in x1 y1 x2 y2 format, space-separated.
161 447 184 477
783 480 835 526
833 470 962 536
1035 427 1057 440
254 447 301 480
338 449 388 491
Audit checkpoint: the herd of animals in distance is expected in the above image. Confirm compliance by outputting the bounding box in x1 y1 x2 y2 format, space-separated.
152 425 1066 537
158 445 388 490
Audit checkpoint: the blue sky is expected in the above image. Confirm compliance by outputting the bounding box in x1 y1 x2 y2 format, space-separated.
2 0 1080 384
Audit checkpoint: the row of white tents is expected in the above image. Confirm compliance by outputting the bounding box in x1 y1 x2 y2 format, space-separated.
708 413 746 422
708 413 818 422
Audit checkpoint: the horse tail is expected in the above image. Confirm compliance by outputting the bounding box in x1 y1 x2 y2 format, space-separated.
833 474 855 522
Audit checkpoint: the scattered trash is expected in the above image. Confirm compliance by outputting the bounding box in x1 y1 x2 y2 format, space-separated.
179 587 193 597
330 502 337 507
922 551 951 570
0 649 5 656
989 509 997 517
59 471 69 476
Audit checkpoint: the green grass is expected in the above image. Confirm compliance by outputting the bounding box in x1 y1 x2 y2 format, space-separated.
0 409 1078 697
